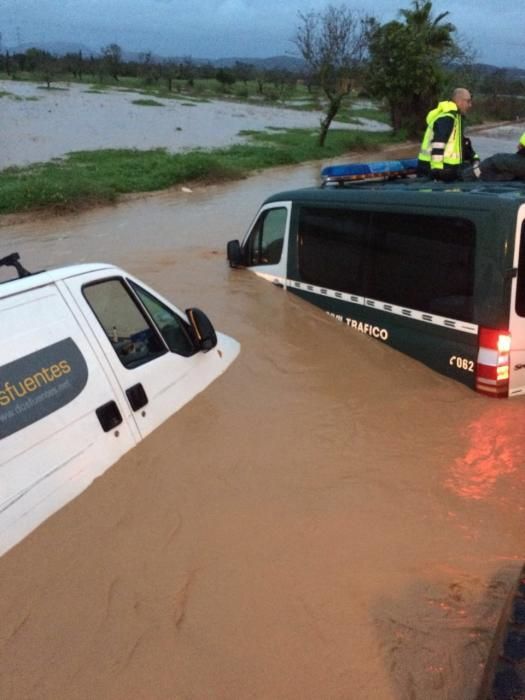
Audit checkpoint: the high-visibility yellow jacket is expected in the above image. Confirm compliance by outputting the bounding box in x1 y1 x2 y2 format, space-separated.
417 101 476 180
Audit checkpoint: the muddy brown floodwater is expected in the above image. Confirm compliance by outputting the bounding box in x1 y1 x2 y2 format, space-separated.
1 138 525 700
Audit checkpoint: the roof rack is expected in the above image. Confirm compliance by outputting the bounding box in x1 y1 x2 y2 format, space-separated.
0 252 31 279
321 158 419 187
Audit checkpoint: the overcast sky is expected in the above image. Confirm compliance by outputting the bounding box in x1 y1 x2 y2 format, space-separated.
1 0 523 68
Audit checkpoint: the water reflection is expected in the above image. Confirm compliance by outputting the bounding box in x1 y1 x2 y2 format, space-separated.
445 406 525 501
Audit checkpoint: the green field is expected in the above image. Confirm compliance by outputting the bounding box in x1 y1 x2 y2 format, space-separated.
0 126 408 215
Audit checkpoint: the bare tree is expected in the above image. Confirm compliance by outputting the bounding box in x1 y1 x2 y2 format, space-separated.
64 51 84 81
295 4 370 146
162 59 178 92
101 43 122 82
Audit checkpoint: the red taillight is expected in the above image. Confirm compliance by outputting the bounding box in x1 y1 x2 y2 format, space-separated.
476 328 511 397
478 327 512 352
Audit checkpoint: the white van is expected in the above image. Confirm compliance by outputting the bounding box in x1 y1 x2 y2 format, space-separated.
0 253 240 556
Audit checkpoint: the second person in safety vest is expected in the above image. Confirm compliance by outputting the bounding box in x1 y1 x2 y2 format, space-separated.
417 87 479 181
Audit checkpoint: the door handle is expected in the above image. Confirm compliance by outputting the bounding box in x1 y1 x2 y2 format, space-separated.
96 400 123 432
126 383 149 411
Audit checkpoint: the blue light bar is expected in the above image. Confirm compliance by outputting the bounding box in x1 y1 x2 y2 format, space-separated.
321 158 418 185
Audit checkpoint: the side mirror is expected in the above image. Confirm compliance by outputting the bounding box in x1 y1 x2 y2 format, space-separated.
227 239 243 268
185 307 217 352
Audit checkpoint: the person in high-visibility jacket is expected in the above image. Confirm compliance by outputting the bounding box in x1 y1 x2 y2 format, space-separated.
417 88 479 181
463 132 525 181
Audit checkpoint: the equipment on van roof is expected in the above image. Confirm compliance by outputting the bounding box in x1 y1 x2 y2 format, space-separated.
320 159 418 187
0 252 31 279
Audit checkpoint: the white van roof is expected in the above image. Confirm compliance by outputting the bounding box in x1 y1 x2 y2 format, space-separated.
0 263 118 300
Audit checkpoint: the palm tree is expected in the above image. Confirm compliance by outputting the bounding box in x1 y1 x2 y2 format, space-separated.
366 0 459 136
400 0 455 56
399 1 457 133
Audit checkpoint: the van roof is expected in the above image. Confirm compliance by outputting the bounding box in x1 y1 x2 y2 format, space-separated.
0 262 117 300
263 180 525 212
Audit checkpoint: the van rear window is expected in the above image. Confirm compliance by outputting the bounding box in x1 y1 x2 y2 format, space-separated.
298 207 475 322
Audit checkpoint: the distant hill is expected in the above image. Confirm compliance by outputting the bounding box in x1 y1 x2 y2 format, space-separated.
471 62 525 81
6 41 305 72
211 55 306 72
9 41 96 57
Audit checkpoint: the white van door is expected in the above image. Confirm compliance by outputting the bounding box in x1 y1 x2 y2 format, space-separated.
241 202 291 285
0 283 138 555
508 206 525 396
62 270 239 438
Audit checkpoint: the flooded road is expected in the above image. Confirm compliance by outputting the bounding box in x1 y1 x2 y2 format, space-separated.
1 133 525 699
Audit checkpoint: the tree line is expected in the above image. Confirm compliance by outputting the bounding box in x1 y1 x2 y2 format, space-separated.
0 44 301 99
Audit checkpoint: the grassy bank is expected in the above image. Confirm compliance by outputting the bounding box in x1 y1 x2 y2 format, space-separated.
0 127 407 216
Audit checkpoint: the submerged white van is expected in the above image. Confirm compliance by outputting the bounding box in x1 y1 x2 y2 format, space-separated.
0 253 240 556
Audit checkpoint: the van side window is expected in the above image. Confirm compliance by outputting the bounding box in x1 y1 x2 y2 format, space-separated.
83 279 166 368
129 282 196 357
515 223 525 317
368 213 475 322
246 207 287 266
298 207 367 294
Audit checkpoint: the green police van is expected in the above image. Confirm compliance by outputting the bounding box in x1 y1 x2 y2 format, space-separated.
227 163 525 397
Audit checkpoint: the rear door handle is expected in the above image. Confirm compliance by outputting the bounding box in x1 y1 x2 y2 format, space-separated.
126 383 149 411
96 400 123 432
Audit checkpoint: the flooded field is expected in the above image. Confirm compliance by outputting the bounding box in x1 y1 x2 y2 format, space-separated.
0 80 388 170
1 128 525 699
